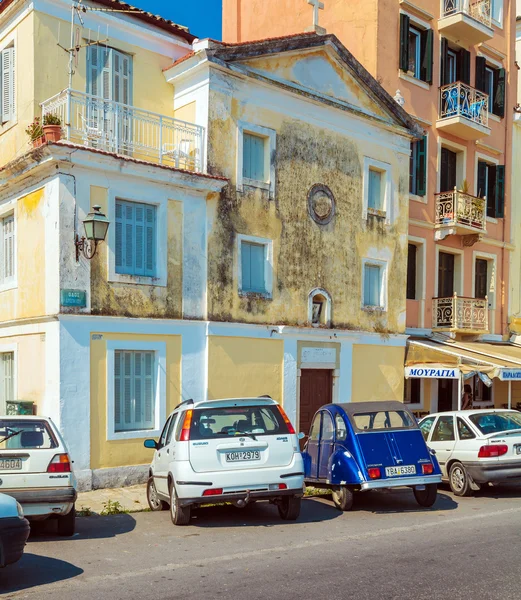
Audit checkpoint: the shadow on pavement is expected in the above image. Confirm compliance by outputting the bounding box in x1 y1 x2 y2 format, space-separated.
28 513 137 541
355 488 458 514
0 553 83 593
440 481 521 500
190 496 341 528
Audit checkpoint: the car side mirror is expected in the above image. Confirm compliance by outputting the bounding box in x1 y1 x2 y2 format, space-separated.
144 439 158 450
297 432 306 440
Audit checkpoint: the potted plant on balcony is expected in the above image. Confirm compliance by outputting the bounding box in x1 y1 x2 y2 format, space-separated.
25 117 44 148
42 113 62 142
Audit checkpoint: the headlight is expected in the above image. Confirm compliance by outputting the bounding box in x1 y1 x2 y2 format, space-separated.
16 501 24 518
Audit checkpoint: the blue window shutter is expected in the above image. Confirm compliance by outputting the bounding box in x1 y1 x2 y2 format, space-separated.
145 206 155 277
364 265 381 306
368 170 382 210
243 133 252 179
115 202 124 270
243 133 265 181
114 351 122 428
250 244 265 292
134 205 144 275
124 203 134 274
241 242 251 291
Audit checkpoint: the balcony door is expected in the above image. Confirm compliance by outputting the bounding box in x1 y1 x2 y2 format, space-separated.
438 252 455 298
475 258 488 299
86 46 133 153
440 148 457 193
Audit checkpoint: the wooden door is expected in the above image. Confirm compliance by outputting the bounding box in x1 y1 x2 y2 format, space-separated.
299 369 333 439
440 148 457 192
438 379 454 412
475 259 488 299
438 252 455 298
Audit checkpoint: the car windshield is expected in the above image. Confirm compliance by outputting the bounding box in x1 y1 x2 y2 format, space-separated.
0 419 58 450
189 405 289 440
353 410 416 431
469 412 521 436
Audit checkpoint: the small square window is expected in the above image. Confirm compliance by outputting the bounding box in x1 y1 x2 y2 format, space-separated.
243 132 266 182
241 241 268 294
363 263 382 308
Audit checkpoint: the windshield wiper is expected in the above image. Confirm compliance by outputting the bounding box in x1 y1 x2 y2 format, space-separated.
0 428 22 444
234 432 257 441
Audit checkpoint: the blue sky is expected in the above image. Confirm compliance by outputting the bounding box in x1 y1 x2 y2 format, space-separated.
132 0 222 40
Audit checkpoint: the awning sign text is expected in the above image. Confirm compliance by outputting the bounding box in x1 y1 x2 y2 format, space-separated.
499 369 521 381
405 366 459 379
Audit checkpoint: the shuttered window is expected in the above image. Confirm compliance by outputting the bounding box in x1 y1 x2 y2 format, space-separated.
440 40 470 86
475 57 505 118
363 264 382 307
87 45 132 104
368 169 383 210
1 46 15 123
0 215 15 285
410 136 426 196
0 352 14 414
241 241 267 293
399 16 433 84
477 162 505 218
114 350 155 432
243 133 266 182
115 200 156 277
407 244 417 300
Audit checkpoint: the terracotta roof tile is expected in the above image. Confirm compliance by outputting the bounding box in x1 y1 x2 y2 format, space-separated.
162 51 196 72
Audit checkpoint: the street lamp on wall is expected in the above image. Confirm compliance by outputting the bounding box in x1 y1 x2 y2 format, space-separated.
75 205 110 261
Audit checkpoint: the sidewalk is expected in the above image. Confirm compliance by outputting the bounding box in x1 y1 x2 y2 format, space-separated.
77 484 148 515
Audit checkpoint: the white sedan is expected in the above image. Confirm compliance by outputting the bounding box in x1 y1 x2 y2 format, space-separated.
419 410 521 496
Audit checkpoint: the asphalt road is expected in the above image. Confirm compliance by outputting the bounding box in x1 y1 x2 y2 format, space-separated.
2 484 521 600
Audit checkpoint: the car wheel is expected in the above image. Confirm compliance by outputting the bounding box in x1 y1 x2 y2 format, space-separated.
278 495 301 520
413 483 438 507
170 483 191 526
147 477 167 511
332 486 354 511
449 462 473 497
57 506 76 537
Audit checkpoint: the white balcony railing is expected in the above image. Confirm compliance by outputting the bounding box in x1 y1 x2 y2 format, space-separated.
439 82 489 128
433 294 488 332
435 189 486 233
41 89 205 172
442 0 491 28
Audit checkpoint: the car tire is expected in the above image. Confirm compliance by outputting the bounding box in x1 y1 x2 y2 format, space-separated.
170 483 191 526
413 483 438 507
57 506 76 537
332 486 354 511
147 477 167 511
278 495 301 520
449 462 473 497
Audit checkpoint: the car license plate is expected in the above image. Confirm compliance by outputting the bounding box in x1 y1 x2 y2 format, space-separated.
225 451 261 462
0 458 22 470
385 465 416 477
515 445 521 455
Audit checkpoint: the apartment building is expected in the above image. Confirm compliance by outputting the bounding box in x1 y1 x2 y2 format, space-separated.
0 1 420 488
223 0 521 413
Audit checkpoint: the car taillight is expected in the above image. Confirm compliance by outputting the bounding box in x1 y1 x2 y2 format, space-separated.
277 406 296 435
422 463 434 475
202 488 223 496
478 444 508 458
368 467 381 479
269 483 288 490
47 454 71 473
180 410 193 442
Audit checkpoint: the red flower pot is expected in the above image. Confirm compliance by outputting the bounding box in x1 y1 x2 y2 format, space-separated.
43 125 62 143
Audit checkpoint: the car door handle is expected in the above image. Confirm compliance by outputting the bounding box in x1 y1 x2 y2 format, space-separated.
166 448 170 454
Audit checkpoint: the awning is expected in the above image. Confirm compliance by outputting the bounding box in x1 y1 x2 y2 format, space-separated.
406 337 521 379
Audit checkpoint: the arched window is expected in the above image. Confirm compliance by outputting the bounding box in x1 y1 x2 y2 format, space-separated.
308 288 332 327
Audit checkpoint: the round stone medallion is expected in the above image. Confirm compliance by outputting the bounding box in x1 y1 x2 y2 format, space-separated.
308 184 335 225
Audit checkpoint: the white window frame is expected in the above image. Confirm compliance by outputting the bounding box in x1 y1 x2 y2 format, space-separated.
0 41 15 125
237 122 276 198
361 258 388 312
107 191 167 287
0 344 17 415
408 26 422 80
106 340 166 441
0 208 16 292
362 157 392 222
491 0 503 28
237 234 273 298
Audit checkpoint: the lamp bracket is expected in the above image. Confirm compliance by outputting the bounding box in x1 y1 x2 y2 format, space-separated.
75 235 98 261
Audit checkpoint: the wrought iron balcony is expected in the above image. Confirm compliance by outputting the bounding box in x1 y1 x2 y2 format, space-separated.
439 0 493 45
41 89 205 172
433 294 489 334
435 188 486 239
437 82 490 140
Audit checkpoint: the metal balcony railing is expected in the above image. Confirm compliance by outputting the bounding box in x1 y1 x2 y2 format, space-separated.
435 189 487 233
439 82 489 128
433 294 488 332
41 89 205 172
442 0 492 27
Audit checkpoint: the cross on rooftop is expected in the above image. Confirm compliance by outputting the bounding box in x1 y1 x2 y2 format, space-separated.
307 0 324 28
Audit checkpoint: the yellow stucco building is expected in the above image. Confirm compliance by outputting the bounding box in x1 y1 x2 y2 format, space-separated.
0 0 421 489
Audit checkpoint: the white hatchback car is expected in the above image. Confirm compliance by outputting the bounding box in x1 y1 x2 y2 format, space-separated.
0 416 77 535
419 410 521 496
144 397 305 525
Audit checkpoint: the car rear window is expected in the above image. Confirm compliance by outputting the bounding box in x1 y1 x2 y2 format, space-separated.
352 410 416 431
469 412 521 435
189 405 289 440
0 419 58 450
